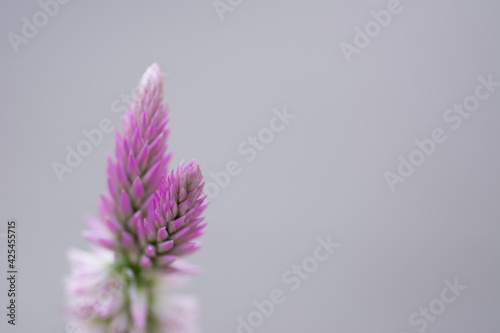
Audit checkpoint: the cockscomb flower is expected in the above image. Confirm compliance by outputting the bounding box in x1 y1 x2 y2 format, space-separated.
66 63 209 333
84 63 171 257
137 161 208 271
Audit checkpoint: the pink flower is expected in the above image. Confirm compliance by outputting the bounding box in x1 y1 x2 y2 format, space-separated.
66 64 209 332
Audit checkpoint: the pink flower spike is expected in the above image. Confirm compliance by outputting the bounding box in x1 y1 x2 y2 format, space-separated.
146 161 208 261
91 63 171 252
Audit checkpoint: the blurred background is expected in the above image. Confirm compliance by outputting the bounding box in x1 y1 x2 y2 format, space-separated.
1 0 499 332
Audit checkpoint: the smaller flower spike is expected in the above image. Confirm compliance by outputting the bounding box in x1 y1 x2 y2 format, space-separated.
137 161 208 270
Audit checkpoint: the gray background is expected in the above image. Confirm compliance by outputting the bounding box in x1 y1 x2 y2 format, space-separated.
1 0 499 332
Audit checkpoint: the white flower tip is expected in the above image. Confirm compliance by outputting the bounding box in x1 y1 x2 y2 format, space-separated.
132 63 164 115
140 63 163 91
